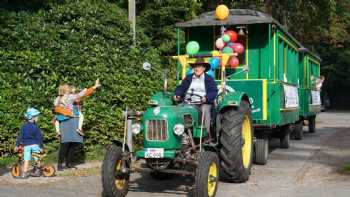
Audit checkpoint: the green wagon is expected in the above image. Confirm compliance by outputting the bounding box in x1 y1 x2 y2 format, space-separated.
175 9 321 164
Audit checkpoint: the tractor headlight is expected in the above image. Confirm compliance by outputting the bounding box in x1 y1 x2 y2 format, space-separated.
173 124 185 135
131 123 141 134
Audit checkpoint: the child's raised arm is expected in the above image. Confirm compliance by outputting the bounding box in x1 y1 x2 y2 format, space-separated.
72 79 101 101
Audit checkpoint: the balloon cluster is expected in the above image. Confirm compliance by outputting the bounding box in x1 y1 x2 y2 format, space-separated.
185 41 218 78
215 29 245 68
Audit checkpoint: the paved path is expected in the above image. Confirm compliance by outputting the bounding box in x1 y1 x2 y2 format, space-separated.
1 111 350 197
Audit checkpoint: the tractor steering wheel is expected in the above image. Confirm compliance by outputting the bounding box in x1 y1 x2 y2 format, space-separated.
183 92 204 104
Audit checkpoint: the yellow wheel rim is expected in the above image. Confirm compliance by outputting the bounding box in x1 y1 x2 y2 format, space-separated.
207 162 218 197
242 115 252 169
115 160 126 190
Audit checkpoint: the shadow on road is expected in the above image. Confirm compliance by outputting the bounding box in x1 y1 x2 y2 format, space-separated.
267 126 350 173
128 171 195 196
0 166 9 176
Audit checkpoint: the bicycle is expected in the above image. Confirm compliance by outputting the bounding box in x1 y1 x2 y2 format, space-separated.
11 146 56 178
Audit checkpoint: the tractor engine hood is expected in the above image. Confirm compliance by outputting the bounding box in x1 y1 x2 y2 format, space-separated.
142 104 199 149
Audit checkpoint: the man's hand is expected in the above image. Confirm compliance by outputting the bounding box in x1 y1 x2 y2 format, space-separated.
173 95 181 102
201 96 207 103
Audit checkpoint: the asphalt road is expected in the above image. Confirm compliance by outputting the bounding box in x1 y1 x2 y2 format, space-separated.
1 111 350 197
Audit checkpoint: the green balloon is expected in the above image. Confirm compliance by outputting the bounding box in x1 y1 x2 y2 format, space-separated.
186 41 200 55
222 46 233 53
222 34 230 43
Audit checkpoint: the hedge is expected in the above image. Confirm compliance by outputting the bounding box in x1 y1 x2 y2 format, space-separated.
0 0 172 155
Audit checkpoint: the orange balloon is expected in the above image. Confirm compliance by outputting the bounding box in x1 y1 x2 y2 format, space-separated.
215 5 229 20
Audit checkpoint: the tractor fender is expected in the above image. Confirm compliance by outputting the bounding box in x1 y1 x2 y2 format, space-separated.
217 91 250 113
110 140 130 152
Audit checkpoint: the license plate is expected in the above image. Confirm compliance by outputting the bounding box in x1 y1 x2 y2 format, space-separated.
144 148 164 158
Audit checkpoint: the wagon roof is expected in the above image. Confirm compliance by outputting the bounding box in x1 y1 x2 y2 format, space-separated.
176 9 321 61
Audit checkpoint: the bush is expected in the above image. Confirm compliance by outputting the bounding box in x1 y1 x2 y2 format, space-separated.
0 0 166 155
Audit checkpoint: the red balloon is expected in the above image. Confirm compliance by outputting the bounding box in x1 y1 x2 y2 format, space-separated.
225 30 238 42
229 56 239 68
233 43 245 54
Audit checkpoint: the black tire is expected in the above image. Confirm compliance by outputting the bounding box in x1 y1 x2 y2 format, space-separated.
195 151 219 197
253 136 268 165
102 144 130 197
309 116 316 133
219 100 253 183
280 132 290 149
293 121 303 140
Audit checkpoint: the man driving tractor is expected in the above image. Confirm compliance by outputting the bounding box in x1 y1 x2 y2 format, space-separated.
173 58 218 133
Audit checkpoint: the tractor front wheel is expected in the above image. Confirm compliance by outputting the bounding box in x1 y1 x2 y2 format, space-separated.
102 144 130 197
219 100 253 183
195 151 219 197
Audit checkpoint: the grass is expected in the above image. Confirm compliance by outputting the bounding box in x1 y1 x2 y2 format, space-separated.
341 164 350 174
0 156 17 167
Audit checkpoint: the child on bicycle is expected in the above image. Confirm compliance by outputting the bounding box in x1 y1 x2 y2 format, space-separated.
15 107 43 179
53 79 100 136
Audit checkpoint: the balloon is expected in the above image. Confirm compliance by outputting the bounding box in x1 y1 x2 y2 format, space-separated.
227 42 235 48
209 57 220 70
215 5 229 20
206 69 215 78
222 34 230 43
211 50 220 56
233 43 245 54
215 38 225 50
222 46 233 54
225 30 238 42
186 67 193 75
186 41 200 55
229 56 239 68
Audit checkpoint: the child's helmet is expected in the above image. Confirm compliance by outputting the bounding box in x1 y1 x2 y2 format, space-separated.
24 108 40 120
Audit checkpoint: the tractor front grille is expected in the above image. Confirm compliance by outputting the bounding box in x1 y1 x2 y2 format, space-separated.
146 120 168 141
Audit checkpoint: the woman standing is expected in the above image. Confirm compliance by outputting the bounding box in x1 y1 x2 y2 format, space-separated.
55 80 100 170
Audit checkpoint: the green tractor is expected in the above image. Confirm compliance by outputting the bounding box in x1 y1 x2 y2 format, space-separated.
101 53 253 197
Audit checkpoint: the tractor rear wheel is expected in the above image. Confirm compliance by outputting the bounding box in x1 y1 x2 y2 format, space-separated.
102 144 130 197
309 116 316 133
219 100 253 183
293 121 303 140
195 151 219 197
253 136 268 165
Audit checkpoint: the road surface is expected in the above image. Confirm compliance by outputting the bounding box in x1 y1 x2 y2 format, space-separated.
1 111 350 197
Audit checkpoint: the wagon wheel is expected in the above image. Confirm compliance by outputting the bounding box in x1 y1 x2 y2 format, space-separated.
11 164 22 178
293 121 304 140
253 135 269 165
42 164 56 177
308 115 316 133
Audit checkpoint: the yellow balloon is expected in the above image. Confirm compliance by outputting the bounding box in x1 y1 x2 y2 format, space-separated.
215 5 229 20
211 50 220 56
